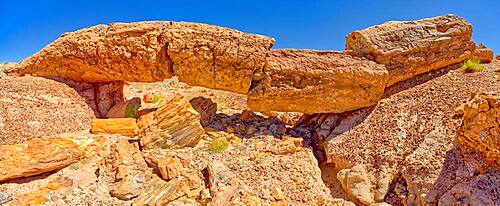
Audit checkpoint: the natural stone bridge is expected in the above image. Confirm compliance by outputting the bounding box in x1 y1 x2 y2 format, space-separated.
14 14 491 117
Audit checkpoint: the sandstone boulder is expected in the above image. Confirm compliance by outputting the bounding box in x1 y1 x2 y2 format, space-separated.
247 49 389 114
0 138 82 182
346 14 476 86
105 97 141 118
456 92 499 165
14 21 274 94
138 94 205 149
0 76 94 145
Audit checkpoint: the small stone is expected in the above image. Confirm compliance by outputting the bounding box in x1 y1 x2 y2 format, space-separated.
271 188 285 200
0 192 10 205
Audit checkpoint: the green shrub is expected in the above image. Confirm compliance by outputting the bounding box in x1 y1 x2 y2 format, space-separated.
151 95 162 103
461 59 485 73
124 104 140 118
208 137 229 153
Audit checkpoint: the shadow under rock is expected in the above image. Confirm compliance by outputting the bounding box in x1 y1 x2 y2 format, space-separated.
0 169 60 185
206 110 289 139
383 64 459 98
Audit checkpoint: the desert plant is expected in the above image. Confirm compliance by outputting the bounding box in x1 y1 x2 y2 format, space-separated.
151 95 162 103
124 104 140 118
461 59 485 73
208 137 229 153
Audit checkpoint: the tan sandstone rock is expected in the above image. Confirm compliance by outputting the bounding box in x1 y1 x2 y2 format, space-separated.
247 49 389 114
165 22 275 94
456 92 500 165
0 138 82 182
14 21 274 94
138 94 205 149
471 48 494 63
91 118 138 136
0 76 94 145
109 139 148 200
346 14 476 86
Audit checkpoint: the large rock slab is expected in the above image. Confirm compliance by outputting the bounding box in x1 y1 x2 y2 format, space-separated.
138 94 205 149
346 14 476 86
14 21 274 94
320 66 499 204
0 138 82 182
166 22 275 94
247 49 389 114
0 76 94 145
456 92 500 165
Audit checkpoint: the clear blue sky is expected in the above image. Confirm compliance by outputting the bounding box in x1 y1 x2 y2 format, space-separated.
1 0 498 62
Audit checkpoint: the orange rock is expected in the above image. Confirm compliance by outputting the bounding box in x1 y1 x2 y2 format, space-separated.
471 47 494 63
7 177 73 206
346 14 476 86
248 49 388 114
14 21 274 94
90 118 138 136
0 138 81 182
143 94 155 103
109 139 148 200
138 94 205 149
457 92 500 165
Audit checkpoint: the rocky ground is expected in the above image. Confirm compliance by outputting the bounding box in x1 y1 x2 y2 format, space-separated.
1 14 499 206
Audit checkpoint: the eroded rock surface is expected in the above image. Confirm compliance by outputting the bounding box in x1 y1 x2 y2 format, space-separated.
321 66 499 204
456 92 500 166
138 94 205 149
14 21 274 94
248 49 389 114
0 76 94 145
0 138 81 182
346 14 476 86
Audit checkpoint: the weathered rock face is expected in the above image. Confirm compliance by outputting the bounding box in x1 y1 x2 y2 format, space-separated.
439 169 500 206
0 76 94 145
346 14 476 86
14 21 274 94
0 138 82 182
471 47 494 63
138 94 205 149
166 22 275 94
247 49 389 114
15 22 173 83
109 139 148 200
456 92 500 165
50 77 125 118
0 62 17 78
319 66 499 205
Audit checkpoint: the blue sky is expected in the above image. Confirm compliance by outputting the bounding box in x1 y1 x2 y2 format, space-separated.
1 0 498 62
